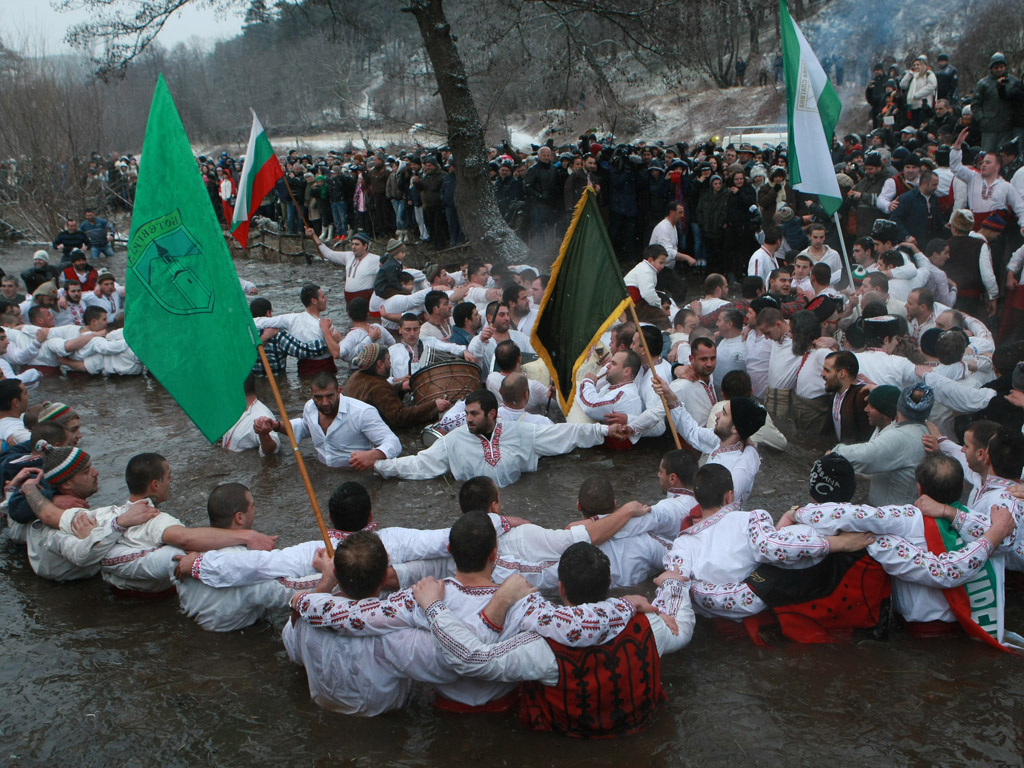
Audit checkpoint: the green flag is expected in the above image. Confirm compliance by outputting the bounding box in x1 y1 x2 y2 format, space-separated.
532 187 631 413
125 75 260 442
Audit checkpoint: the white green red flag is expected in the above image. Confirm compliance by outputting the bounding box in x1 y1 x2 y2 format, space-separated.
230 110 284 246
779 0 842 215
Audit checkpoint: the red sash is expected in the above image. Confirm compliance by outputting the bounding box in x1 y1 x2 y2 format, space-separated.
921 516 1009 652
519 615 667 738
296 357 338 377
627 286 643 305
433 689 519 714
343 288 374 304
743 555 891 645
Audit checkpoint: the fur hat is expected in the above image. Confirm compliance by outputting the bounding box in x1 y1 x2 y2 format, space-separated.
809 454 856 503
863 314 900 342
32 281 58 299
751 295 781 313
729 396 767 441
871 219 898 243
808 296 841 323
919 327 944 357
950 209 974 232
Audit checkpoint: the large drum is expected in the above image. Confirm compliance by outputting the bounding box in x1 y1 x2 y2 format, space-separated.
410 360 482 405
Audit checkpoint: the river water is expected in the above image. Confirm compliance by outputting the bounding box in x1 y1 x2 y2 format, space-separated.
1 242 1022 766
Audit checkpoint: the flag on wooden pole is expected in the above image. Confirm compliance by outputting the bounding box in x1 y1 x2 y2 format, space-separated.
125 75 260 442
780 0 843 215
532 187 631 413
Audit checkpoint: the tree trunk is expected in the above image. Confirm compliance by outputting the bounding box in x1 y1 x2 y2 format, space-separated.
404 0 529 265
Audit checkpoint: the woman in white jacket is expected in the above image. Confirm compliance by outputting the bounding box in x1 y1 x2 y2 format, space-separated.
901 56 938 127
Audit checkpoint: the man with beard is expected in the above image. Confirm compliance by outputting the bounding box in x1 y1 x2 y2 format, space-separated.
254 371 401 470
849 153 887 237
54 280 86 327
821 351 872 444
374 389 628 487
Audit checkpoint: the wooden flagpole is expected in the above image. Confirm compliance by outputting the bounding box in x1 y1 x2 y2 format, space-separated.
626 300 682 450
257 344 334 557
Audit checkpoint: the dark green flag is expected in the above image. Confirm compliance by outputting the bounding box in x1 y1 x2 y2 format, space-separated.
531 187 630 413
125 75 259 442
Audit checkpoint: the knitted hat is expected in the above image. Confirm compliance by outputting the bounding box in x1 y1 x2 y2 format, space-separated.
70 249 87 262
32 250 49 264
423 262 442 283
1012 361 1024 391
350 232 371 245
729 396 767 440
777 206 795 222
897 383 934 421
980 213 1006 232
41 443 90 487
354 343 387 371
385 238 406 256
868 385 900 419
851 264 869 284
38 402 71 423
809 454 857 503
950 209 974 232
863 152 883 167
902 153 922 167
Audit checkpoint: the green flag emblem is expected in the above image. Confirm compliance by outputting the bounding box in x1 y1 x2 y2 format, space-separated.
125 75 259 443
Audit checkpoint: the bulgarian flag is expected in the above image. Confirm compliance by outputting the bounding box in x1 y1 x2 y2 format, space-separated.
779 0 842 215
230 110 284 247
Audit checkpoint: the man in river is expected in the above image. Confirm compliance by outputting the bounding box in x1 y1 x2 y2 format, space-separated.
255 371 401 470
373 389 630 487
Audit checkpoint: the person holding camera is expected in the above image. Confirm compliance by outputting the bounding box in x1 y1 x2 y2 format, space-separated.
971 52 1024 153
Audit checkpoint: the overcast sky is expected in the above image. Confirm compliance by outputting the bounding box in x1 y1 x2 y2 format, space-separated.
0 0 243 54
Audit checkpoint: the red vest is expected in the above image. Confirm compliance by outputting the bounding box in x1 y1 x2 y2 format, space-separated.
519 615 667 738
743 553 891 645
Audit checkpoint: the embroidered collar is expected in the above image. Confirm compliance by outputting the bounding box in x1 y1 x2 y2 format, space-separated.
667 487 694 498
477 422 504 466
980 475 1016 495
683 509 727 535
710 441 744 459
328 522 378 540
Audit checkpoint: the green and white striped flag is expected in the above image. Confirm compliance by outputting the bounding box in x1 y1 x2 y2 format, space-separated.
779 0 842 215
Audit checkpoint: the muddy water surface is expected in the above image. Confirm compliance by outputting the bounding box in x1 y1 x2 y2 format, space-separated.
1 243 1022 767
